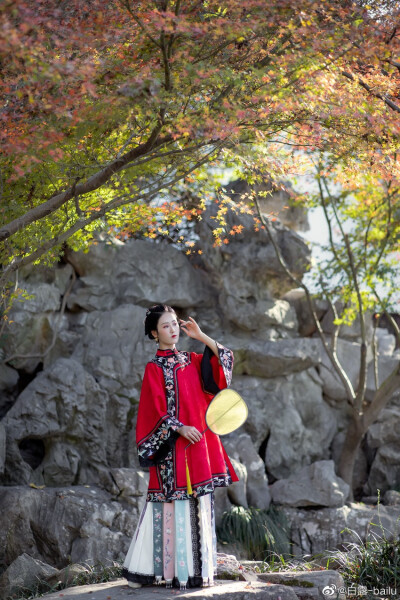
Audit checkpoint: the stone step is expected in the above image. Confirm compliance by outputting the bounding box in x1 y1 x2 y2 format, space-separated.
32 578 316 600
257 570 346 600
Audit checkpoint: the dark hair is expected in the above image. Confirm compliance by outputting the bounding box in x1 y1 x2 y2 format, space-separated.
144 304 176 339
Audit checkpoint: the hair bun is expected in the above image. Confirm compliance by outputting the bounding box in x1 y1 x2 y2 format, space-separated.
144 304 176 340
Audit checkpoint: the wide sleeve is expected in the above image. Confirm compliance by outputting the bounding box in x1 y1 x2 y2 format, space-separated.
136 362 183 467
200 341 234 395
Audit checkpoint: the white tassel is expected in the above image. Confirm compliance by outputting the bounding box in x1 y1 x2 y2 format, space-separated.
155 576 162 585
166 579 173 589
179 581 187 591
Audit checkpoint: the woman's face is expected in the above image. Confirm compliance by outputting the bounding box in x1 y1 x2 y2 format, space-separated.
152 312 180 349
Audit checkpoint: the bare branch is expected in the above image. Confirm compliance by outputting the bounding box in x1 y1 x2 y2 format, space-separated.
343 232 368 413
253 194 356 404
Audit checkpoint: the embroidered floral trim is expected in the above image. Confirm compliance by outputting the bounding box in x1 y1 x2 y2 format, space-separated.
138 416 182 467
216 342 234 388
146 471 233 502
137 352 189 466
140 346 234 502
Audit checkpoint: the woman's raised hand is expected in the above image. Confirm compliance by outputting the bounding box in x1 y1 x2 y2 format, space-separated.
179 316 202 340
177 425 202 444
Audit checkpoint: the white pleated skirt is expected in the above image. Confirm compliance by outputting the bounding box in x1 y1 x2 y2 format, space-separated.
123 494 217 589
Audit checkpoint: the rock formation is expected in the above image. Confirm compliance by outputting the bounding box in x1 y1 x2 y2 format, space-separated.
0 202 399 593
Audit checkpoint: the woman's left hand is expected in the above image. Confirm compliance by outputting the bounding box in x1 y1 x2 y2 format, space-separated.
179 316 202 341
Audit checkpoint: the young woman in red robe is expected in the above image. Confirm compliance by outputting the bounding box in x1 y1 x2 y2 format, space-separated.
122 304 238 590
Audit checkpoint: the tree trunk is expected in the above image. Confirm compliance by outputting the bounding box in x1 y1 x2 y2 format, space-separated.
337 414 365 501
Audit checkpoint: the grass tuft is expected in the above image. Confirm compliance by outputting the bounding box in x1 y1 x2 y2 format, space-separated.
217 505 291 560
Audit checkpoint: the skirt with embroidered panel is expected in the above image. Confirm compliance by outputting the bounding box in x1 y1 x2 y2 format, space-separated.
122 493 216 590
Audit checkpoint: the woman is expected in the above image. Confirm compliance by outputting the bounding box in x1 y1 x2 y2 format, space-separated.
122 304 238 590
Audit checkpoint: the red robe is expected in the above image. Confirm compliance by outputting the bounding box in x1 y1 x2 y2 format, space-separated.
136 342 238 502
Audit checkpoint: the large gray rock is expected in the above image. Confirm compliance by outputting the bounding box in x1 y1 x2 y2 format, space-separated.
364 444 400 496
318 338 373 401
234 370 336 479
2 358 111 486
284 501 400 557
66 239 214 312
270 460 350 507
283 289 329 337
19 262 75 294
364 396 400 495
224 296 298 333
0 364 19 419
365 354 400 402
258 570 346 600
195 202 310 333
226 458 248 508
99 468 148 510
1 281 67 372
0 553 59 599
232 337 321 377
224 433 270 510
0 486 140 571
224 177 310 233
0 363 19 391
320 305 374 342
0 423 5 475
375 328 397 355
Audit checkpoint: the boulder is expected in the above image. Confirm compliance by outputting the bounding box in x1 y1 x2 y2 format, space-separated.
3 282 65 373
320 304 374 342
234 370 336 479
364 398 400 495
365 354 400 402
283 289 329 337
98 468 148 510
317 338 372 401
24 579 302 600
19 262 75 294
195 203 311 325
270 460 350 508
283 501 400 557
226 458 248 508
224 177 310 233
66 239 214 312
232 337 320 378
258 570 346 600
1 358 110 486
0 486 141 570
364 444 400 496
375 328 396 355
223 296 298 333
0 423 5 475
0 363 19 391
383 489 400 505
0 553 59 599
223 433 270 510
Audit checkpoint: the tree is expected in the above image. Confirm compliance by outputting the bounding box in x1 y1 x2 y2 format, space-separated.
1 0 400 292
250 159 400 498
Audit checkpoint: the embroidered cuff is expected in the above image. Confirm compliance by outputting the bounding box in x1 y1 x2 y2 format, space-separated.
138 415 183 467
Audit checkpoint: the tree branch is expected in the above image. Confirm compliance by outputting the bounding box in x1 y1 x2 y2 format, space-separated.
0 125 169 243
341 70 400 114
0 142 224 290
253 194 356 404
